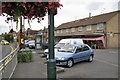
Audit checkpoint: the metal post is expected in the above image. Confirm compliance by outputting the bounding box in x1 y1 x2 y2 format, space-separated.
20 16 22 44
47 9 56 80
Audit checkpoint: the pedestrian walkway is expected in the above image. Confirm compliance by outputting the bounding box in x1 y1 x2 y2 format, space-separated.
11 49 65 78
12 49 47 78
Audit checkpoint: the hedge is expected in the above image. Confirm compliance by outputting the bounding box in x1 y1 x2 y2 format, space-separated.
17 52 32 63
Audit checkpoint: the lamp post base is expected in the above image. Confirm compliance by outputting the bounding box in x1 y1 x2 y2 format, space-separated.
47 59 56 80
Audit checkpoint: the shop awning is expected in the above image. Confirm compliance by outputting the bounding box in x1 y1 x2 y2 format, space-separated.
80 36 106 48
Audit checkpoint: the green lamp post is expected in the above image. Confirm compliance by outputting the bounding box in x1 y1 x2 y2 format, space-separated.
47 9 57 80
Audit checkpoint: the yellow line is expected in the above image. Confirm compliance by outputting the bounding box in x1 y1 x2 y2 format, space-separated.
4 55 12 66
10 46 14 52
0 64 3 71
4 46 14 65
0 45 17 71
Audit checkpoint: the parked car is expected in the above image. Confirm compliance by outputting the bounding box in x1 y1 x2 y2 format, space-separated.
43 38 84 57
28 41 35 49
24 40 29 44
24 40 35 47
55 44 94 68
0 40 9 45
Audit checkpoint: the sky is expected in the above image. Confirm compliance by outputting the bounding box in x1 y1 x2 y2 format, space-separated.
0 0 119 34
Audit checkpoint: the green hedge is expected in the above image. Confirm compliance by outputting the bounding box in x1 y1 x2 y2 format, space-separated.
17 52 32 63
2 33 14 43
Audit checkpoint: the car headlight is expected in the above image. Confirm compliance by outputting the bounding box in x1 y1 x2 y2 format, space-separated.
58 57 65 60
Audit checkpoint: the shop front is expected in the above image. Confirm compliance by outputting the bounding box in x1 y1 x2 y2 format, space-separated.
80 36 106 49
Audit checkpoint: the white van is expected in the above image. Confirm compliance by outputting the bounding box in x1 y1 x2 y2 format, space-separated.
43 38 84 57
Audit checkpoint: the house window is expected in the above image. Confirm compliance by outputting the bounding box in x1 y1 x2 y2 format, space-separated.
71 28 75 32
60 29 63 33
78 26 82 31
57 30 59 33
66 29 69 32
97 23 104 30
86 25 92 31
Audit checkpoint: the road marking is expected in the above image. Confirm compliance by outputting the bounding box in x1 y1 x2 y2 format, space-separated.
4 46 14 66
10 46 14 52
0 46 14 71
0 64 3 71
95 59 118 67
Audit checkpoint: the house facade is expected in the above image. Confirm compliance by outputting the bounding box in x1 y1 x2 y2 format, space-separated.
55 10 119 48
26 28 43 40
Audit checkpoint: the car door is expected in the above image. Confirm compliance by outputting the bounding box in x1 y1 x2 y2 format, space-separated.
82 46 91 60
72 46 84 63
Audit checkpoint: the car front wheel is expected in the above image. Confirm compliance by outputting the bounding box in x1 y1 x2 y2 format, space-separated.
88 55 93 62
67 59 74 68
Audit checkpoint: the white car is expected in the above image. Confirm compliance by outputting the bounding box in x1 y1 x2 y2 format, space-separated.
44 43 64 56
29 41 35 49
24 40 35 47
43 38 84 57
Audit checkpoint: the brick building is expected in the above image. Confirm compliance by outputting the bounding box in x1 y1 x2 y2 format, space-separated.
26 28 43 40
54 10 119 48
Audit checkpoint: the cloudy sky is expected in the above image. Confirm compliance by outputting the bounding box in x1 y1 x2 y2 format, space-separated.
55 0 119 26
0 0 119 33
31 0 120 30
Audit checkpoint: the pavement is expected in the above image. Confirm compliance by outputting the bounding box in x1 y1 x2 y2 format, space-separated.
11 48 65 78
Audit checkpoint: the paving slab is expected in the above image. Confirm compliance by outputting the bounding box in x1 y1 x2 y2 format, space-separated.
12 49 65 78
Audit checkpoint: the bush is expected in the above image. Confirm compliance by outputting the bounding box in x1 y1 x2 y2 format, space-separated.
17 52 32 63
2 33 13 42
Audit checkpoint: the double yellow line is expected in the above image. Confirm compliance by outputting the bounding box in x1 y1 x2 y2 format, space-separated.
0 46 14 71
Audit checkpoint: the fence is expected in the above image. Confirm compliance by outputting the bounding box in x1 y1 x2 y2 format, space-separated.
0 43 19 80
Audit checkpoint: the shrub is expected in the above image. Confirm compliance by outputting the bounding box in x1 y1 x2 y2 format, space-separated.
17 52 32 63
2 33 13 43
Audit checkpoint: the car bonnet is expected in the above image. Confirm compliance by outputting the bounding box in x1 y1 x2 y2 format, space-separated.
55 51 73 59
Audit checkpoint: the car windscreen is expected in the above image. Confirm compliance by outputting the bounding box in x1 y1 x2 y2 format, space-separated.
58 44 75 53
55 43 65 49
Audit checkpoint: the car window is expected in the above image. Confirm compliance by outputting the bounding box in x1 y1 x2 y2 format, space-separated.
75 47 82 53
82 46 89 51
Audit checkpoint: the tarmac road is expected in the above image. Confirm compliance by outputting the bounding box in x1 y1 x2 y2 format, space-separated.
57 49 118 78
12 48 118 79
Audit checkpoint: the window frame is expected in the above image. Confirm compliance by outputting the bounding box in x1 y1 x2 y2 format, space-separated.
97 23 104 30
71 28 75 32
86 25 92 31
78 26 83 32
57 30 59 33
66 29 69 32
60 29 63 33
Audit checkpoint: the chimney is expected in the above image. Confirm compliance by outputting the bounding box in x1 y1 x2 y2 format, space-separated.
89 12 91 17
